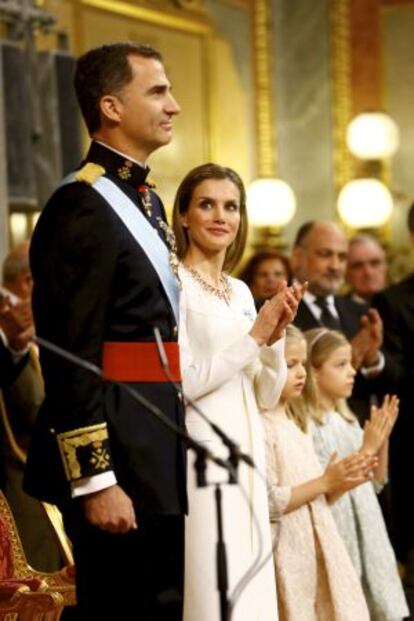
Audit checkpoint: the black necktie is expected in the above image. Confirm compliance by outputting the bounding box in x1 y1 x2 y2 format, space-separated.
314 297 341 331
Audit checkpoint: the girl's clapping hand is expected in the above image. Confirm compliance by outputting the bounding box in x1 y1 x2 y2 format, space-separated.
361 404 390 455
322 451 378 495
380 394 399 438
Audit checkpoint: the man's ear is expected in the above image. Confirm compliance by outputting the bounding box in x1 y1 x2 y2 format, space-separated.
99 95 122 124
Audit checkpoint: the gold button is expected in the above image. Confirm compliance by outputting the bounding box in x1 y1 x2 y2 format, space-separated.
177 391 183 402
172 325 178 337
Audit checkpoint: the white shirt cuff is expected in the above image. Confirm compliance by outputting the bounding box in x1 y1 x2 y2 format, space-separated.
71 471 117 498
360 351 385 377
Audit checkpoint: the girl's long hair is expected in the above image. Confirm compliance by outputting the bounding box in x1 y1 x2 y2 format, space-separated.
283 325 309 432
287 327 356 429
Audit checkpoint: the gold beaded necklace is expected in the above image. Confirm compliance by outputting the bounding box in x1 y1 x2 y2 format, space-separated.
183 264 232 304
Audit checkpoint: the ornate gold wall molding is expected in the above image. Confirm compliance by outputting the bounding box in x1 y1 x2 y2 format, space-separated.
214 0 250 7
252 0 277 177
330 0 353 191
172 0 204 8
81 0 211 33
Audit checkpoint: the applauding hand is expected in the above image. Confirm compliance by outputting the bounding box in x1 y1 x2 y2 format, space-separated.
249 281 307 347
361 394 399 456
351 309 383 370
379 394 399 439
323 451 378 496
267 282 307 344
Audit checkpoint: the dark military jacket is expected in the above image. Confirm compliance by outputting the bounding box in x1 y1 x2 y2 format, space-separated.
24 141 187 516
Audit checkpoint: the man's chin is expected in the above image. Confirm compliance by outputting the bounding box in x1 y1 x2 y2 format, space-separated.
152 133 173 150
311 284 337 297
318 280 342 296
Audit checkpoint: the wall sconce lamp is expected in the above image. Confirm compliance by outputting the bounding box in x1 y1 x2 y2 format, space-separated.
338 112 399 231
346 112 400 161
337 178 393 229
247 178 296 249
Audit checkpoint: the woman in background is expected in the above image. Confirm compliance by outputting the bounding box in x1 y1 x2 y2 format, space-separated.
239 250 292 310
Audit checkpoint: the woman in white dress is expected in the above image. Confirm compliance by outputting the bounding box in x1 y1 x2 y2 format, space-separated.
172 163 302 621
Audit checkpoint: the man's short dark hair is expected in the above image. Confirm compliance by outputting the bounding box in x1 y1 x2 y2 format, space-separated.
293 221 315 248
408 202 414 234
74 42 162 135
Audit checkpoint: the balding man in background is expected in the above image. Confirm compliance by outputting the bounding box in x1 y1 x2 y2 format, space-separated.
0 243 34 388
346 234 387 305
2 241 33 302
0 242 66 571
291 220 385 422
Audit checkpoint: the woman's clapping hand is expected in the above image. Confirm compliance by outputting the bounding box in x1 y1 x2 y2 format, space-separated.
249 281 307 346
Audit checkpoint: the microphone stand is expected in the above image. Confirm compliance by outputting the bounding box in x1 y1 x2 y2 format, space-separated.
152 327 250 621
215 484 229 621
153 327 279 619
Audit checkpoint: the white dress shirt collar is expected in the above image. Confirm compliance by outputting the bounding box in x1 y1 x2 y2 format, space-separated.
303 290 339 321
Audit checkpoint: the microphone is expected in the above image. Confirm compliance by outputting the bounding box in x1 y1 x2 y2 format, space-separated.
32 334 230 487
152 327 256 483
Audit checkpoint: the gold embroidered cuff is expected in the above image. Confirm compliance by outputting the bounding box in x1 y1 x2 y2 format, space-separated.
57 423 112 482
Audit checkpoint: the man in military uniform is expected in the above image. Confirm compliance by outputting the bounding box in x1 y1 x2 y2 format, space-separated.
24 43 186 620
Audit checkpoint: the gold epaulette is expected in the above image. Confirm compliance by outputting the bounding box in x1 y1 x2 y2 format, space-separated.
57 422 111 482
75 163 106 185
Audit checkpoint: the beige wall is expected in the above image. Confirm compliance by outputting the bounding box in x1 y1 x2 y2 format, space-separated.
40 0 254 211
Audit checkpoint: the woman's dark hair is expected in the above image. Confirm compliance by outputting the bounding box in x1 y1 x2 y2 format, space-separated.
238 250 292 286
74 42 162 135
172 163 248 272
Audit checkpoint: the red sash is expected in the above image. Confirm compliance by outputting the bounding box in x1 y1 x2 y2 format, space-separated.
102 341 181 383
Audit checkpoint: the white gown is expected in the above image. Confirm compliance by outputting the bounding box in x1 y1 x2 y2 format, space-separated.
179 265 286 621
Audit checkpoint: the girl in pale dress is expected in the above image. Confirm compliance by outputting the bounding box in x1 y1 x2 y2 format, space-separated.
303 328 409 621
172 163 304 621
262 325 372 620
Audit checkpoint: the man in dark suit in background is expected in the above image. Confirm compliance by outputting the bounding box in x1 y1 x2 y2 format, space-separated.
346 233 388 305
291 220 385 422
24 42 186 620
373 204 414 583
